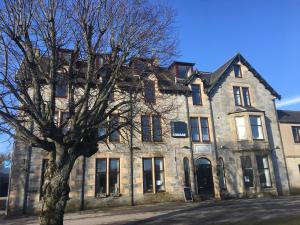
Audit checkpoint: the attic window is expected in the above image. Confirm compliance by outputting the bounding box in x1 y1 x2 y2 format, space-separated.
177 65 189 79
233 64 242 78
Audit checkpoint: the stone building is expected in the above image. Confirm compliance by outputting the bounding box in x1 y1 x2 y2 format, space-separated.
277 110 300 194
7 53 290 214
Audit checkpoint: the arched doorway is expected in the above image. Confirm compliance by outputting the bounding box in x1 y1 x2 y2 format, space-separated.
195 158 214 197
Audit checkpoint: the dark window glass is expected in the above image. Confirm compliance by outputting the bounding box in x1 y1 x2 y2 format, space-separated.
233 65 241 77
141 115 151 141
292 126 300 143
233 86 242 106
242 87 251 106
154 158 165 192
200 117 210 142
143 158 153 193
96 159 107 195
177 65 188 79
144 80 155 103
191 84 202 105
298 164 300 172
256 156 272 188
217 158 226 190
171 121 188 137
152 115 162 142
40 159 49 197
190 117 200 142
241 156 253 188
109 159 120 193
55 75 68 98
183 158 190 187
109 115 120 142
250 116 264 140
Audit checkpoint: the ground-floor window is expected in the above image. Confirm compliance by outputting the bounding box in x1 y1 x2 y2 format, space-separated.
143 157 165 193
95 158 120 196
183 157 190 187
217 158 226 190
40 159 49 198
240 156 253 188
256 155 272 188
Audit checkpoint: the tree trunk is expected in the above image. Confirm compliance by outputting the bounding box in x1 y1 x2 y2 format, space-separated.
39 154 74 225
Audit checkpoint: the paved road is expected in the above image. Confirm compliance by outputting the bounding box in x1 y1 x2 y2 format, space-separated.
1 196 300 225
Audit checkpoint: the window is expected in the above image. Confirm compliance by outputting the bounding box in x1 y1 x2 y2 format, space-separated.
143 158 153 193
250 116 264 140
256 156 272 188
109 159 120 193
40 159 49 197
217 158 226 190
183 158 190 187
242 87 251 106
55 75 68 98
144 80 155 103
233 86 242 106
233 64 242 78
95 159 107 195
141 115 151 141
152 115 162 142
141 115 162 142
154 158 165 192
240 156 253 188
143 158 165 193
95 158 120 196
191 84 202 105
292 126 300 143
109 115 120 142
200 117 210 142
190 117 200 142
177 65 188 79
235 117 247 140
298 164 300 172
171 121 188 137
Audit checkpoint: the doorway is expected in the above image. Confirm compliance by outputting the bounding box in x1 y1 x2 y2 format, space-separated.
195 158 214 197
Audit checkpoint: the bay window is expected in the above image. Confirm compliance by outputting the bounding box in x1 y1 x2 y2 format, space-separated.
240 156 253 188
250 116 264 140
235 117 247 140
256 156 272 188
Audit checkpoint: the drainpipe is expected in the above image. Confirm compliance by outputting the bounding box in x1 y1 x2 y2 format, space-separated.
129 92 134 206
80 156 86 210
185 92 197 194
23 121 34 214
272 100 291 195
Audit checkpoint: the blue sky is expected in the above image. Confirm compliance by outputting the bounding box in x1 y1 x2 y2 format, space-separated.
1 0 299 153
164 0 300 109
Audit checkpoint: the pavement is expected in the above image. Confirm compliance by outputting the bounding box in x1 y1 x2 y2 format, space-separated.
1 196 300 225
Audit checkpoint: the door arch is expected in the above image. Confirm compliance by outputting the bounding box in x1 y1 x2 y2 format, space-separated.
195 158 214 196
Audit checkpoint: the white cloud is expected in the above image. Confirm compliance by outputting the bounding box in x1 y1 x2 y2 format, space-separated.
276 96 300 108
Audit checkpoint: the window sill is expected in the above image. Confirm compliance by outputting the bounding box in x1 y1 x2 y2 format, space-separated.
95 193 122 198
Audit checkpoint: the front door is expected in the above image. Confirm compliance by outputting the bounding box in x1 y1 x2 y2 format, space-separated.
196 158 214 197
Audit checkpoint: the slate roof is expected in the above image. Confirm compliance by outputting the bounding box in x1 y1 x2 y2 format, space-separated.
277 110 300 124
187 53 281 100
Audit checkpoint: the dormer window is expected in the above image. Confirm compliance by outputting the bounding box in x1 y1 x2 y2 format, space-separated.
177 65 189 79
233 64 242 78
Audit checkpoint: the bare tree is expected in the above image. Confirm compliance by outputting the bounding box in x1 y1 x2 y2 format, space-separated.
0 0 176 224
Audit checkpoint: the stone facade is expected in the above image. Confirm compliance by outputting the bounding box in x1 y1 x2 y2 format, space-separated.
7 53 290 214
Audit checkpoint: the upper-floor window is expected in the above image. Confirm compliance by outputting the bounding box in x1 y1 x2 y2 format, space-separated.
177 65 189 79
233 86 242 106
55 75 68 98
235 117 247 140
292 126 300 143
141 115 162 142
189 117 210 142
109 115 120 142
191 84 202 105
233 86 251 107
242 87 251 106
233 64 242 78
144 80 155 103
250 116 264 140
